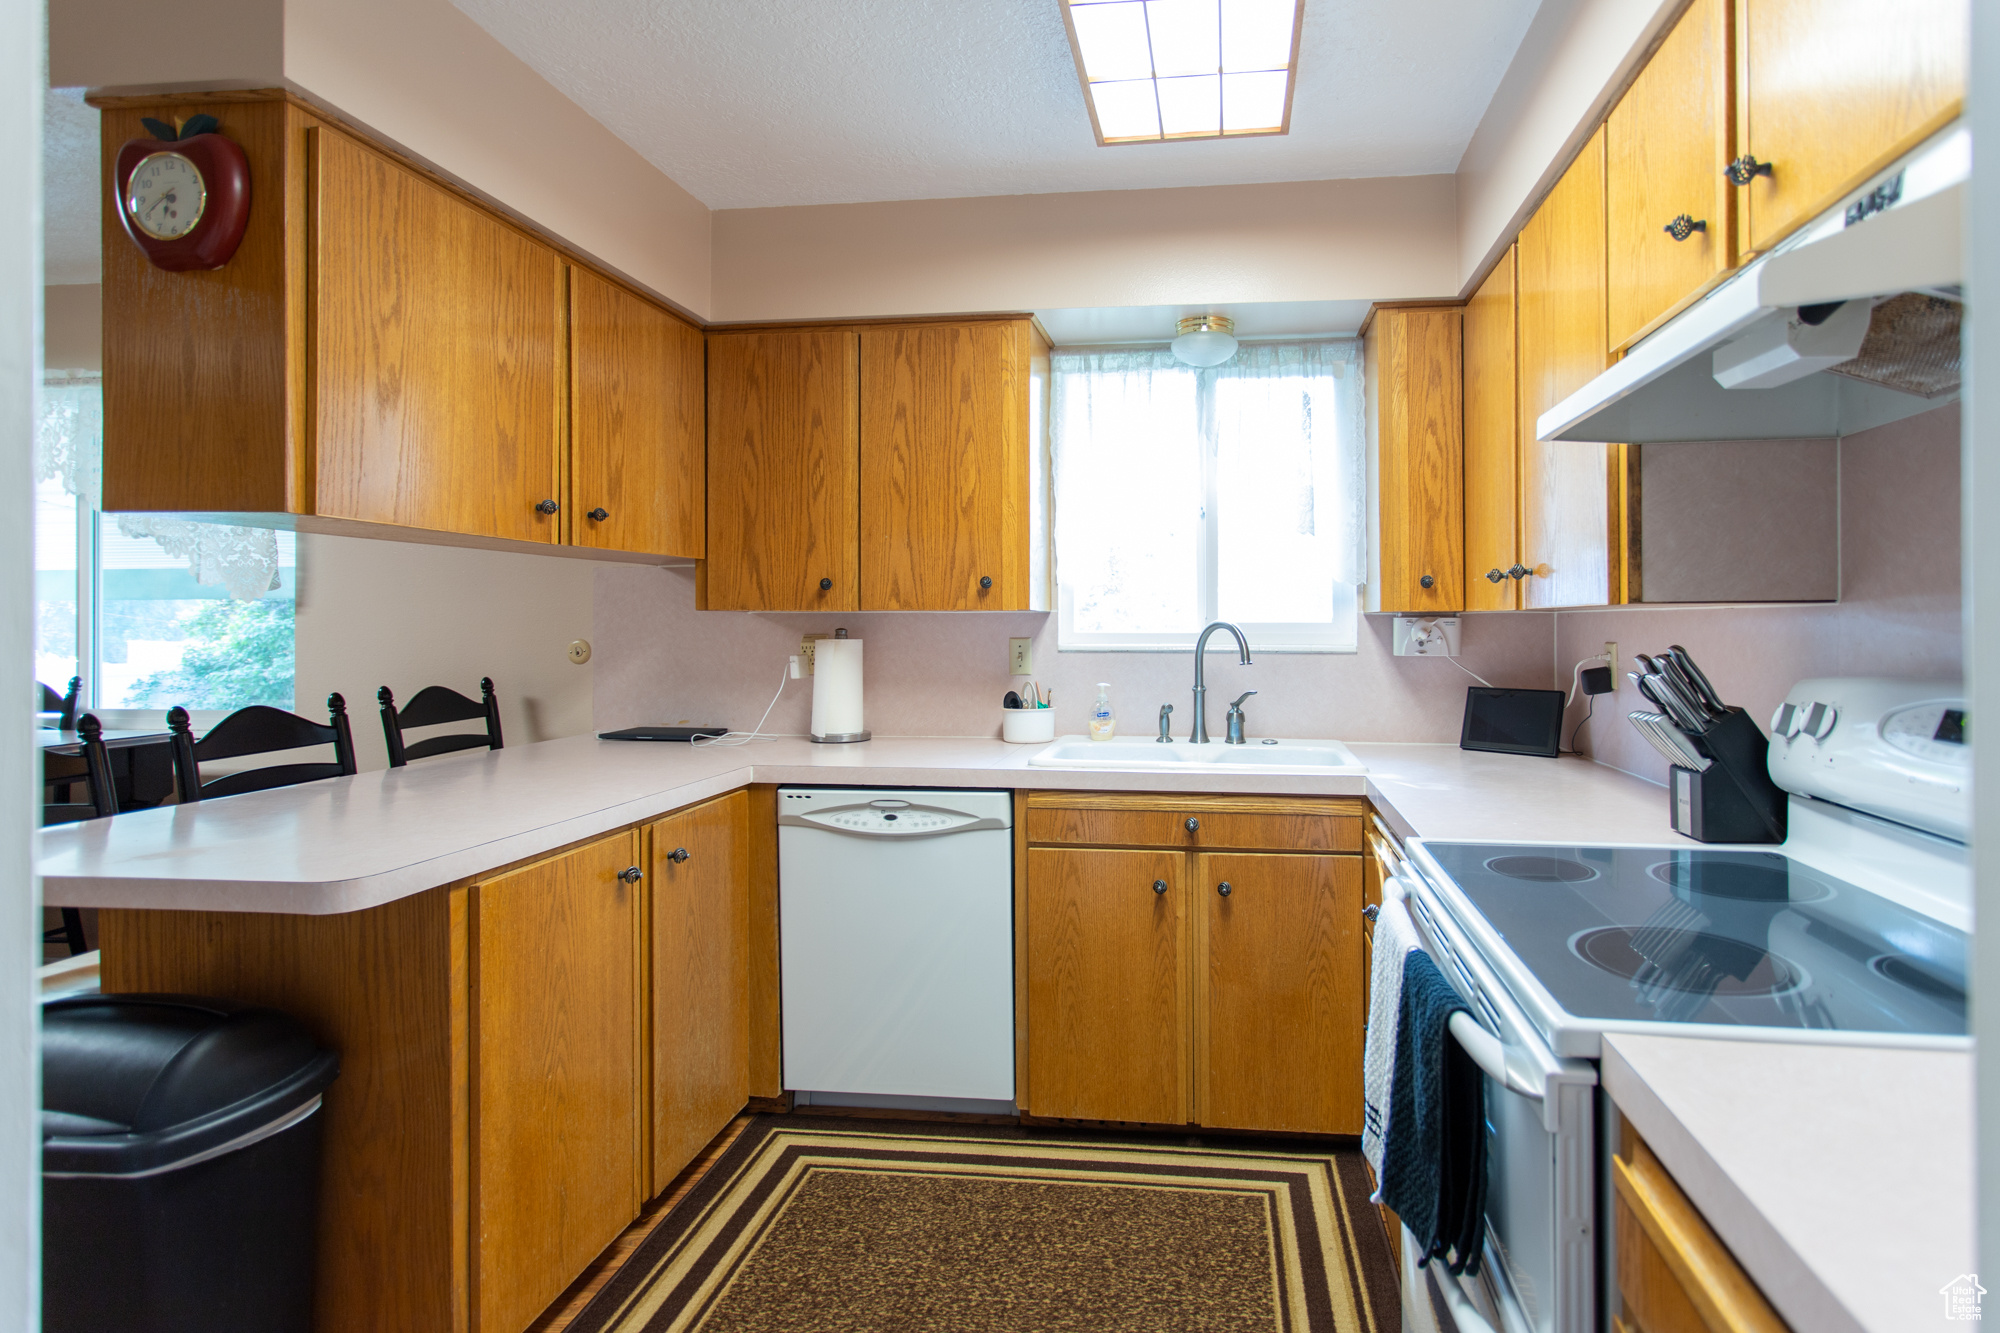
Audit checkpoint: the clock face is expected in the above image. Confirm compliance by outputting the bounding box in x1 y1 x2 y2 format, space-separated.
124 152 207 241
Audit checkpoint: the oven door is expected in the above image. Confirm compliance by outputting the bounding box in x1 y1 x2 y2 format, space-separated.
1379 842 1598 1333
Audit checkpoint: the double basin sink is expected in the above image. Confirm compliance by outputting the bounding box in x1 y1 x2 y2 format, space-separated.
1028 737 1366 775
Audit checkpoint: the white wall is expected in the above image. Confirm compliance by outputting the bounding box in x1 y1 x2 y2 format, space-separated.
292 535 596 773
2 0 39 1319
1452 0 1680 290
711 174 1460 323
41 284 94 372
48 0 712 318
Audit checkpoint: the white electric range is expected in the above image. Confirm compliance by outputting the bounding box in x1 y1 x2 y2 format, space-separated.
1377 676 1969 1333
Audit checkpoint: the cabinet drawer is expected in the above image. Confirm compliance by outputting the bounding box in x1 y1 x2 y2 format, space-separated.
1025 795 1362 853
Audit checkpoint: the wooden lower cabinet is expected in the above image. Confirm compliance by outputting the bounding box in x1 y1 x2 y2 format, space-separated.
1196 853 1363 1134
1025 846 1190 1124
1613 1128 1790 1333
471 833 645 1333
649 791 751 1187
1021 793 1367 1134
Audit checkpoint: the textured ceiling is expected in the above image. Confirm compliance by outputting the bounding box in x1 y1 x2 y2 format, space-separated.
44 88 100 284
447 0 1543 210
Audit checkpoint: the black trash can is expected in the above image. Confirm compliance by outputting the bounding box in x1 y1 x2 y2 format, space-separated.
41 993 340 1333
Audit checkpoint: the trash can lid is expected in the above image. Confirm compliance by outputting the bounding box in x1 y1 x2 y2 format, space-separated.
42 994 338 1178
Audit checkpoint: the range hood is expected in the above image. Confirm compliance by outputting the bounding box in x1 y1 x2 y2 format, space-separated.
1540 125 1966 444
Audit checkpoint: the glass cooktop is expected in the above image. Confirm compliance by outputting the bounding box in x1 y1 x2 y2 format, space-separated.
1418 843 1966 1037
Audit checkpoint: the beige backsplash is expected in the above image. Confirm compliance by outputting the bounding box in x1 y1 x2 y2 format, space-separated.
594 402 1961 783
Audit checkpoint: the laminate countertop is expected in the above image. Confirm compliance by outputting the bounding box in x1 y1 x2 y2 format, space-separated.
1604 1032 1973 1333
38 734 1684 914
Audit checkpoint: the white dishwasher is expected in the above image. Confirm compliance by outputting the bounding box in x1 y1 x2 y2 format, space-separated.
778 788 1014 1110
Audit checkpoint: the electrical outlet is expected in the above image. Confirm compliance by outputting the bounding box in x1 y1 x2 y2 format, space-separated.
1392 616 1461 657
1009 637 1033 675
1603 642 1619 677
799 634 831 675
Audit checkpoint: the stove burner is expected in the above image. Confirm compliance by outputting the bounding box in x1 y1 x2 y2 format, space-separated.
1572 926 1802 998
1485 854 1598 883
1870 953 1966 1004
1646 854 1830 903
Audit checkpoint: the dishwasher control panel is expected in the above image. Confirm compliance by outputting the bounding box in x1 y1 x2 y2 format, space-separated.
776 788 1012 837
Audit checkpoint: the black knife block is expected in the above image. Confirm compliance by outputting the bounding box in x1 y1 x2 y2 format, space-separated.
1669 708 1787 843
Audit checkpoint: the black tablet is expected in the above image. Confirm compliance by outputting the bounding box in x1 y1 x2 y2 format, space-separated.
598 726 728 742
1459 688 1565 757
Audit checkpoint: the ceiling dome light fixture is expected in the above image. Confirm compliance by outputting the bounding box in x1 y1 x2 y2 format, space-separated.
1172 314 1239 367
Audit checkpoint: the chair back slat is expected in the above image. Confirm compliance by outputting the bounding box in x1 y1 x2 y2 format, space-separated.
43 714 119 826
170 695 358 802
379 678 503 768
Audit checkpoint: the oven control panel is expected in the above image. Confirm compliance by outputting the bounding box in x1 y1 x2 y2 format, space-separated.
1769 676 1967 841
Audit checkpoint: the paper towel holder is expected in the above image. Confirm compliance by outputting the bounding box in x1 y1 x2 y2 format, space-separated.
809 628 872 744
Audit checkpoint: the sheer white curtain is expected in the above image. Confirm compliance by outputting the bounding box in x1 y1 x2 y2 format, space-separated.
1051 339 1364 651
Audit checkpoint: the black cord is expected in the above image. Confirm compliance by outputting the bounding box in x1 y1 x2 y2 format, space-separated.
1563 694 1596 755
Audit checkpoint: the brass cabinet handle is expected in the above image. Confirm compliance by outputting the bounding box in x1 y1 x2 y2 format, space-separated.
667 847 690 864
1663 214 1708 241
587 507 609 521
1153 879 1168 895
1725 155 1772 186
1184 816 1200 833
535 499 560 514
1217 881 1233 898
618 865 643 884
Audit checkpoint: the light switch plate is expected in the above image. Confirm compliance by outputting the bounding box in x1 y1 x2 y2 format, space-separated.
1392 616 1461 657
1009 637 1033 675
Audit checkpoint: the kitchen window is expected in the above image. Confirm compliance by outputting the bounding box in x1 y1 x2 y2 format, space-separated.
36 375 298 717
1050 339 1363 651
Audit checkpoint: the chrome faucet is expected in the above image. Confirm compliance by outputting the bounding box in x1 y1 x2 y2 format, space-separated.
1189 621 1252 743
1157 703 1174 743
1225 691 1258 744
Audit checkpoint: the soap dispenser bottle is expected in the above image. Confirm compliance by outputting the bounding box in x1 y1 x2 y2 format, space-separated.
1089 683 1116 740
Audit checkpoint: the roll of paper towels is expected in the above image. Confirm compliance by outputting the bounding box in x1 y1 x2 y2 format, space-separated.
810 636 867 740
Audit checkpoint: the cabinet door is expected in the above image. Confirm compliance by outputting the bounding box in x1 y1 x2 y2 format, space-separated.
1517 126 1622 609
1739 0 1967 254
1605 0 1732 351
1025 847 1188 1124
649 792 750 1188
1463 248 1520 611
860 321 1031 610
703 329 859 610
570 269 705 559
472 833 642 1333
1364 306 1463 614
1196 853 1363 1134
1614 1135 1789 1332
312 128 564 543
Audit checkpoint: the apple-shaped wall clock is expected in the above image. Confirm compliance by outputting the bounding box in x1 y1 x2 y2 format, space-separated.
113 114 251 272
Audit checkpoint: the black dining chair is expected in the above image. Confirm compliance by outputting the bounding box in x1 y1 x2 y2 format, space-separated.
43 714 118 956
167 694 359 802
38 676 80 731
378 678 504 768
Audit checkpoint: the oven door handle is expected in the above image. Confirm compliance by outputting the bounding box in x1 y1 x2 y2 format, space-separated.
1446 1011 1542 1104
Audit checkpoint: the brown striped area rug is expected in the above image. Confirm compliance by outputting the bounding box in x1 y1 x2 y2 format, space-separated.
567 1115 1399 1333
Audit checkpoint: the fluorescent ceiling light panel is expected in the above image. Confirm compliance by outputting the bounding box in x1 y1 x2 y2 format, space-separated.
1062 0 1303 144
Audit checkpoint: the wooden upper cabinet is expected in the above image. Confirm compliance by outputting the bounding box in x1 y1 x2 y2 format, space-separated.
1025 846 1190 1125
1517 126 1623 609
311 128 564 544
1737 0 1967 255
1363 304 1464 615
1606 0 1733 351
1463 248 1520 611
471 832 643 1333
570 269 705 559
649 792 750 1190
860 320 1042 610
703 329 860 611
1196 852 1362 1135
